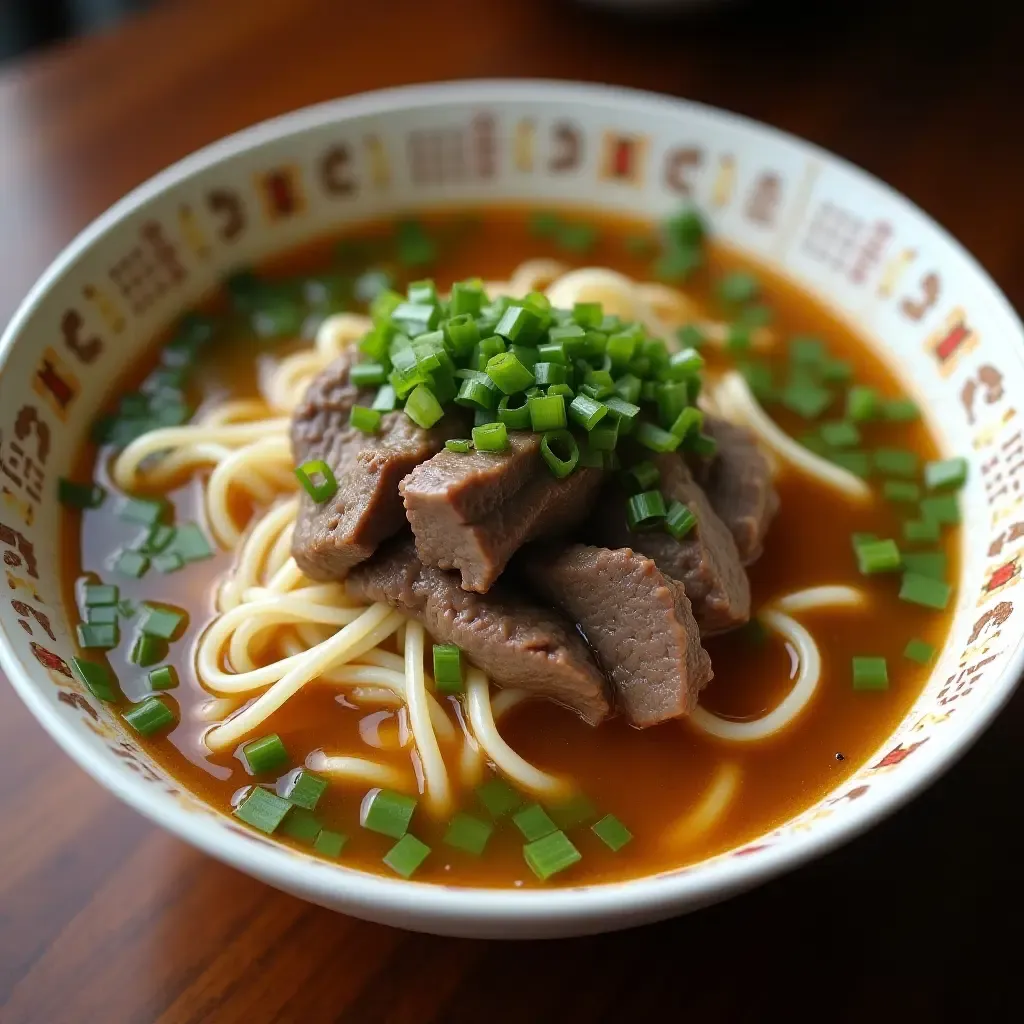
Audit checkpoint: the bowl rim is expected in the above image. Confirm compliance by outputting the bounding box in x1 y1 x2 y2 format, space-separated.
2 78 1022 932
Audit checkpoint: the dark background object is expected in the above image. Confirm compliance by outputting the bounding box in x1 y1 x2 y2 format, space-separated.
0 0 156 60
0 0 1022 1020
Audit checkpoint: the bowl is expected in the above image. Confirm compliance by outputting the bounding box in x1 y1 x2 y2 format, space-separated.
1 80 1021 939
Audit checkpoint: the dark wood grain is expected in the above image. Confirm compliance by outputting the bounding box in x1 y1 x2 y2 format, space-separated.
1 0 1022 1019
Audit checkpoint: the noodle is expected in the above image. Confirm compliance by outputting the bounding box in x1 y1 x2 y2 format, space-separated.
665 762 741 847
305 750 413 791
403 621 452 816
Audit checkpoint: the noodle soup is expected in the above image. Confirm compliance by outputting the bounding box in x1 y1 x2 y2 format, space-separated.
60 207 961 887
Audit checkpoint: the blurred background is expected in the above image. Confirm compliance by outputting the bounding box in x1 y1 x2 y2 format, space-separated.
0 0 156 60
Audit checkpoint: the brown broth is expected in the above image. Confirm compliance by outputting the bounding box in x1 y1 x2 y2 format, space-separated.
62 206 957 887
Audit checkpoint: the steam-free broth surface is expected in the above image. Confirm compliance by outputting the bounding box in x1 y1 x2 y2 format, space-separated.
63 207 957 887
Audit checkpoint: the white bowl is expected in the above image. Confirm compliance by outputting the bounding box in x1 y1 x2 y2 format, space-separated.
1 81 1021 939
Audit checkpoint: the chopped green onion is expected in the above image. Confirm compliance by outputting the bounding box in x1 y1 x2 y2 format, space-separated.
361 788 417 838
114 549 149 579
84 583 118 607
540 430 579 478
921 494 960 525
665 208 706 248
883 398 919 422
669 406 703 441
118 497 167 526
904 638 937 665
486 351 535 394
789 336 826 367
900 551 946 579
141 604 186 640
556 222 598 253
846 386 879 422
820 421 860 448
350 362 387 388
295 459 338 503
856 539 902 575
313 830 348 858
472 421 508 453
666 347 704 381
523 830 581 881
588 420 619 452
372 384 398 412
622 460 660 494
603 396 641 431
548 793 597 830
234 787 292 834
614 373 642 404
148 665 178 691
432 643 463 695
636 421 682 453
59 479 106 510
497 394 531 430
285 769 329 811
152 552 185 574
827 451 871 478
899 572 952 610
571 301 603 327
903 518 941 543
534 362 566 387
874 448 919 478
691 432 718 459
654 246 702 282
495 305 540 344
444 812 494 855
781 382 832 419
455 375 499 412
852 657 888 691
123 695 177 736
726 325 751 353
717 269 760 304
581 369 614 400
568 394 607 431
404 384 445 429
627 490 668 530
77 622 118 650
168 522 213 563
512 804 558 842
445 439 472 454
477 777 522 818
130 633 167 667
821 359 854 384
924 457 968 492
140 524 175 554
71 657 118 702
665 501 698 540
87 605 118 625
591 814 633 851
281 808 322 844
883 481 921 503
537 342 567 365
383 833 431 878
242 733 289 775
449 281 485 317
391 301 440 335
606 332 637 371
350 405 382 434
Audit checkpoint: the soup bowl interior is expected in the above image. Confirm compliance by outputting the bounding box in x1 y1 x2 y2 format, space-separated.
1 81 1021 939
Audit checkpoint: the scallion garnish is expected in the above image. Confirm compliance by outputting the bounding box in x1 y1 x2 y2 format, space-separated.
361 788 417 838
131 633 166 667
472 421 508 453
591 814 633 851
242 733 289 775
123 695 177 736
295 459 338 504
285 769 329 811
904 638 937 664
627 490 668 531
920 494 960 525
924 457 968 491
622 460 660 494
140 604 186 640
313 830 348 858
512 804 559 842
477 777 522 818
443 812 494 856
851 656 888 691
234 787 292 834
497 394 531 430
665 500 697 540
445 438 472 454
636 422 682 454
77 622 118 650
899 572 952 610
874 448 919 478
432 643 463 695
855 538 901 575
83 583 118 607
383 833 431 878
523 830 581 881
148 665 179 691
350 405 382 434
281 808 322 845
540 429 579 478
71 657 118 702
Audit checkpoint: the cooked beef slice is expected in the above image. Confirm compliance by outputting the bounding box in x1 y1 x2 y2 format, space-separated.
346 536 610 725
401 433 603 593
524 544 713 727
693 415 779 565
591 454 750 635
290 352 466 580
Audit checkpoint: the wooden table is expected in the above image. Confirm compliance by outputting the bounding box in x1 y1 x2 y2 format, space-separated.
1 0 1021 1019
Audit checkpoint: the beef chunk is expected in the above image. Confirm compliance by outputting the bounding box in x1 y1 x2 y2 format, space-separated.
524 544 713 727
290 352 466 580
591 454 750 635
346 537 610 725
401 432 603 592
694 415 779 565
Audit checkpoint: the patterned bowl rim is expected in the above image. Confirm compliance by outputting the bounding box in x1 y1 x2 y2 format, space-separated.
2 79 1022 933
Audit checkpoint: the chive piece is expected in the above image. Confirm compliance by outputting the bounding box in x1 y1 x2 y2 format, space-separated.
921 494 961 525
71 657 118 702
781 382 832 419
820 421 860 448
477 777 522 818
350 405 382 434
362 788 417 838
242 733 289 775
856 539 902 575
123 695 176 736
569 394 608 431
523 830 582 881
717 270 760 305
852 656 889 691
821 358 854 384
456 376 500 412
846 386 879 421
295 459 338 503
485 352 535 397
350 362 387 388
665 501 698 540
874 448 919 478
883 398 920 422
383 833 431 878
432 643 463 695
372 384 398 412
404 384 445 429
77 622 118 650
529 394 567 432
443 812 494 856
556 222 598 253
903 518 940 543
148 665 179 691
87 605 119 625
118 497 167 526
627 491 667 531
614 373 643 405
740 361 775 402
445 439 472 454
587 420 619 452
140 524 175 554
666 347 704 381
534 362 566 388
84 583 118 607
117 599 136 618
900 551 946 580
141 604 186 640
512 803 559 842
131 634 166 668
234 787 292 834
494 305 540 344
924 457 968 491
285 769 329 811
472 421 508 453
604 396 641 431
114 550 149 579
59 479 107 510
313 829 347 857
827 450 871 478
636 421 682 454
540 429 579 479
497 395 531 430
548 793 597 830
169 522 214 563
883 480 921 503
591 814 633 852
280 808 322 845
669 406 703 441
152 552 184 574
900 572 953 610
789 336 826 367
904 638 937 665
622 460 660 494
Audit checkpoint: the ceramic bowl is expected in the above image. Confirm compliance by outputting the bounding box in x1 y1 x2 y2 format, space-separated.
1 81 1021 939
